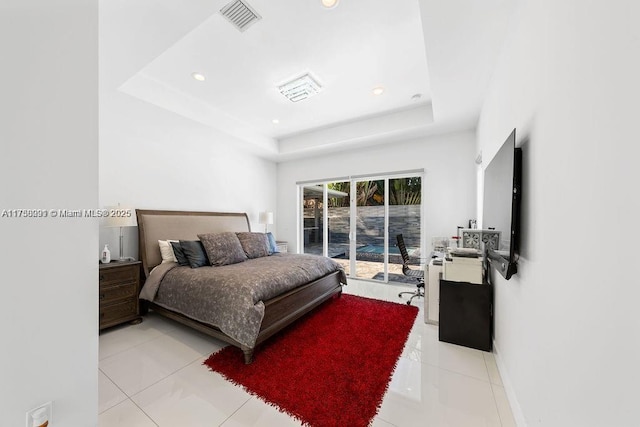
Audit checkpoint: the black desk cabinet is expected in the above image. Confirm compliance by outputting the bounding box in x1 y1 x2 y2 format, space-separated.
439 279 492 352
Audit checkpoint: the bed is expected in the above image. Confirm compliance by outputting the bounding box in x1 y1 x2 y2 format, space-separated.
136 209 346 364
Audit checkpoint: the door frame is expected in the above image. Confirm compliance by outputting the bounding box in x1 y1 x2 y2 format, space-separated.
297 169 424 283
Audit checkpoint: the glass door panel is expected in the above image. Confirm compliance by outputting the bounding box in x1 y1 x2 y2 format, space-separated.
354 179 386 280
327 181 350 275
302 184 324 256
389 177 422 280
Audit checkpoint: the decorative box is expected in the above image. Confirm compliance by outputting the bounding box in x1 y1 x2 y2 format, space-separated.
461 229 501 251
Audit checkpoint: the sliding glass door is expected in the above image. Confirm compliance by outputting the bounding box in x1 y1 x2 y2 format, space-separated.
388 176 423 277
301 184 324 256
327 181 350 276
354 178 387 280
299 172 422 284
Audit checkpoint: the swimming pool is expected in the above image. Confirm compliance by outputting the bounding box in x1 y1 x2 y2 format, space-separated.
356 244 418 256
357 245 399 255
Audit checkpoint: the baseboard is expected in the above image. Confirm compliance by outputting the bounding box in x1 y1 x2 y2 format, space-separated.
492 339 527 427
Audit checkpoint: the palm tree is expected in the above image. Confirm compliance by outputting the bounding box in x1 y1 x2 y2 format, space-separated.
390 178 421 205
356 181 379 206
328 178 421 207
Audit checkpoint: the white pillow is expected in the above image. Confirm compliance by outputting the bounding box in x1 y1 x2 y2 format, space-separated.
158 240 178 263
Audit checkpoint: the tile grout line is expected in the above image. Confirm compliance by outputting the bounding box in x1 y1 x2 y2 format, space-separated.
419 358 493 384
98 368 130 415
374 414 401 427
124 353 214 400
483 353 506 426
216 395 257 427
100 353 223 425
99 398 159 427
99 325 176 363
129 398 160 427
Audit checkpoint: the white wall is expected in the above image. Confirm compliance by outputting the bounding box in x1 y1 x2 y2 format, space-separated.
478 1 640 425
277 131 477 253
99 91 277 259
0 1 99 426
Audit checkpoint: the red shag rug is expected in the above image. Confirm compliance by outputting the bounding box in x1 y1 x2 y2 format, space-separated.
204 294 418 427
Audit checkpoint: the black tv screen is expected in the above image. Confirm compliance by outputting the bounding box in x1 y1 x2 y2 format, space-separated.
482 128 522 280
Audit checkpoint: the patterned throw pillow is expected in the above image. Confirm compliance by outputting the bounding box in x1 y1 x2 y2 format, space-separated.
236 232 270 259
198 232 248 266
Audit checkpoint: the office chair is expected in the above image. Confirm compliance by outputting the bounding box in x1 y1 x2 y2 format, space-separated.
396 234 425 305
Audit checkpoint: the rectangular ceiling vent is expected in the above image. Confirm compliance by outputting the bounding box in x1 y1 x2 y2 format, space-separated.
278 73 323 103
220 0 261 32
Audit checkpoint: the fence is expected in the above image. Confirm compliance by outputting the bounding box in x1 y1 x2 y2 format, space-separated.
303 205 421 248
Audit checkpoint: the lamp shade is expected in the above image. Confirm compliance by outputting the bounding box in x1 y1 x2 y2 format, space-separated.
103 206 137 228
259 211 273 225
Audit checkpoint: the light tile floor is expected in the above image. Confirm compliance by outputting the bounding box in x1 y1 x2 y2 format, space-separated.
99 279 516 427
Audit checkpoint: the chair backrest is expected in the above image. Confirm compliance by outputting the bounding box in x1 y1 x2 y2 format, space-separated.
396 234 411 266
397 233 424 281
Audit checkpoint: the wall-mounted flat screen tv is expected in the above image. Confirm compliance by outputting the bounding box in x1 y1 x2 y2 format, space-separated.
482 128 522 280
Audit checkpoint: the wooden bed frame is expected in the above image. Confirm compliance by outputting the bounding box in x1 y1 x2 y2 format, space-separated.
136 209 343 364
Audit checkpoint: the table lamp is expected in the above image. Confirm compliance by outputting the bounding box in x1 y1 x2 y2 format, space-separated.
258 211 273 233
104 205 137 261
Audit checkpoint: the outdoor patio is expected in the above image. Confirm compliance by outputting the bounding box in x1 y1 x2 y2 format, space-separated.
304 242 423 285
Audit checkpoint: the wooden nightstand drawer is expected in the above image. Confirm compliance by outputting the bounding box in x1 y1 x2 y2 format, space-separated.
100 281 137 304
100 299 138 329
99 266 137 285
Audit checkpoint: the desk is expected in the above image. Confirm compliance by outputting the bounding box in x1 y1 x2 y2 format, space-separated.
427 256 483 325
443 256 483 284
438 255 491 351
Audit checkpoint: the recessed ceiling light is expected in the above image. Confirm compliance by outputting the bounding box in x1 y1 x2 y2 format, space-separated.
191 72 206 81
372 86 385 96
321 0 339 9
411 93 422 101
272 119 280 124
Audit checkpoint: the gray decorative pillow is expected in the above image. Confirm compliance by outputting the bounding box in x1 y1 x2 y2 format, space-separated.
198 232 247 266
178 240 209 268
236 232 270 259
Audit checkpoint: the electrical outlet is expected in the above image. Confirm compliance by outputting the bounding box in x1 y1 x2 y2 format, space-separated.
26 401 52 427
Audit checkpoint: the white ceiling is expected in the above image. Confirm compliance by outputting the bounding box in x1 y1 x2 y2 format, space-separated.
100 0 515 161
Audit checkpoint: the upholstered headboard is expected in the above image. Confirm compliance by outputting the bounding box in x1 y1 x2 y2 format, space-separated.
136 209 251 278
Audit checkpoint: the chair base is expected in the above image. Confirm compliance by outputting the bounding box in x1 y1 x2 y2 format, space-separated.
398 286 425 306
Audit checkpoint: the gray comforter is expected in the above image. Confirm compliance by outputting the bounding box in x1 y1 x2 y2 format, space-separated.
139 253 347 348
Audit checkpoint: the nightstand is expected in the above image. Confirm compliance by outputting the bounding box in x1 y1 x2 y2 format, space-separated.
99 260 142 330
276 241 288 253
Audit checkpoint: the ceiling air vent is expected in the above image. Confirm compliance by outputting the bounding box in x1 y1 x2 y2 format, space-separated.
278 73 323 103
220 0 261 32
